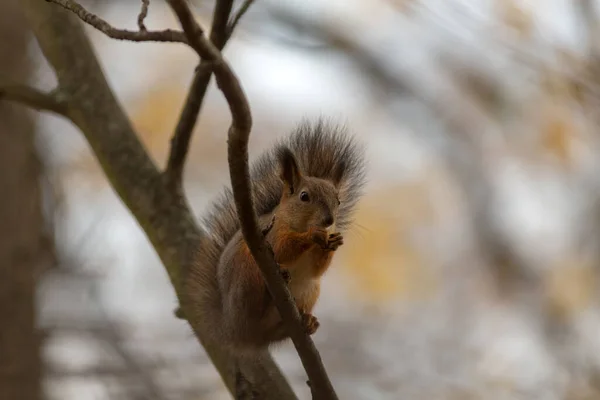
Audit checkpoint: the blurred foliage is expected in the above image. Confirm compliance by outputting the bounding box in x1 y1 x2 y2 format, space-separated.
340 184 439 303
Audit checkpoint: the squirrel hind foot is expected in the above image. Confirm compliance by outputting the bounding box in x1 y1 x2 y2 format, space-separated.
300 311 320 335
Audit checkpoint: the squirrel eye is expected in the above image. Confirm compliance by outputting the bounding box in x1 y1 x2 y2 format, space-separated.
337 199 341 206
300 191 310 202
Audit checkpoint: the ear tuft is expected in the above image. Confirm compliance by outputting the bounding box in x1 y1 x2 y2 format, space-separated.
277 147 303 193
331 161 346 188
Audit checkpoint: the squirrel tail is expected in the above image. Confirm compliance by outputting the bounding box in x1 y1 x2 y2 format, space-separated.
184 119 366 343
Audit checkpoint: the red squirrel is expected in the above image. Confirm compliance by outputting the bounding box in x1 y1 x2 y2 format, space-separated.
182 120 366 352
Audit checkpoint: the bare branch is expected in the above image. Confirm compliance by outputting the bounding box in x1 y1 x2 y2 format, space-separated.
166 1 339 399
227 0 255 38
0 84 68 116
26 1 297 398
165 0 237 187
47 0 187 44
138 0 150 31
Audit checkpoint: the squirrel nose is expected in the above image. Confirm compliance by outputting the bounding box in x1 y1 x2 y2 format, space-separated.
323 214 334 228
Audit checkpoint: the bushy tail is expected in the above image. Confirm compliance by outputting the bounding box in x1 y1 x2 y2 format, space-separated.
184 119 367 342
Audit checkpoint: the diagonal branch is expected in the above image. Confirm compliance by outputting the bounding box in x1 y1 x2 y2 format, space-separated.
0 84 68 116
166 1 340 399
164 0 237 187
47 0 187 44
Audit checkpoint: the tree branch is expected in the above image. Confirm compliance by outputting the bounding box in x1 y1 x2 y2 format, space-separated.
0 84 68 116
164 0 237 187
166 1 340 399
138 0 150 31
47 0 188 44
227 0 254 38
22 1 297 398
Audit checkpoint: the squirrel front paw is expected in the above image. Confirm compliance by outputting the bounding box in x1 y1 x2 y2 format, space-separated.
309 227 344 251
309 227 328 248
300 311 320 335
326 232 344 251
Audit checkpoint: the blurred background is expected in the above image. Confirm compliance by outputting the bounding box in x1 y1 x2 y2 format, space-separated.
4 0 600 399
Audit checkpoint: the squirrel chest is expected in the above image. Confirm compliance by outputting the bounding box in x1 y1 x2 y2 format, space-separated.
282 245 329 311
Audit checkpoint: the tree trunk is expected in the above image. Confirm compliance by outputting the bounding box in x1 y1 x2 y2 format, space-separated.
0 1 44 399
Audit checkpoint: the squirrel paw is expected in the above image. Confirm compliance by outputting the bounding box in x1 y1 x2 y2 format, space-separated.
300 311 320 335
326 232 344 251
310 227 344 251
280 267 291 284
310 227 328 248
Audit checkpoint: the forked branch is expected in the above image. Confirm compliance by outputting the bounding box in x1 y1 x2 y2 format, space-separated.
0 84 68 116
166 1 339 398
47 0 187 43
227 0 255 38
23 0 339 398
15 0 297 398
164 0 236 187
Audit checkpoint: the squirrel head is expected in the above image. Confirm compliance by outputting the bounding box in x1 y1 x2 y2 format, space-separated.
276 147 344 232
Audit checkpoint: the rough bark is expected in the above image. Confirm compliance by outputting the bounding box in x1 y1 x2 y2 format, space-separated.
0 1 43 399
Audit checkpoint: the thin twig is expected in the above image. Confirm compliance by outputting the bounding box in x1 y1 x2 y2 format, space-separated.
0 85 68 116
165 0 237 187
226 0 254 38
138 0 150 31
166 1 339 399
47 0 187 44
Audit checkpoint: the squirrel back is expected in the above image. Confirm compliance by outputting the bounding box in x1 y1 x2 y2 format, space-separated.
183 119 366 347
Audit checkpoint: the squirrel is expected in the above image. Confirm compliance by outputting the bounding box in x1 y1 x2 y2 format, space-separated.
181 119 366 352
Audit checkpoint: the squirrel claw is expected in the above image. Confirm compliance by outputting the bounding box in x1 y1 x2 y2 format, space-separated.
173 307 186 320
300 311 320 335
262 216 275 237
280 268 291 284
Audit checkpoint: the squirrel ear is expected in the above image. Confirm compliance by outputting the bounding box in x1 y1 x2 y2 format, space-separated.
277 147 303 194
331 161 346 188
